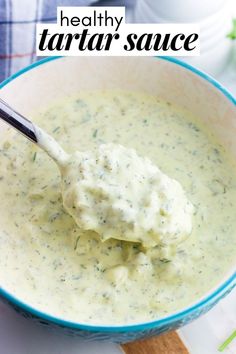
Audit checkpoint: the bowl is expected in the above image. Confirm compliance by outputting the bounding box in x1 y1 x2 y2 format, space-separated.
0 56 235 343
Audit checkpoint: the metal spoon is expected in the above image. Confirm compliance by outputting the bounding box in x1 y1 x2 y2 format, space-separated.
0 98 69 166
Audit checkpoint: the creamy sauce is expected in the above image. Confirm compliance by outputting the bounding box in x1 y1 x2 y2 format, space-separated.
0 91 236 325
60 143 193 248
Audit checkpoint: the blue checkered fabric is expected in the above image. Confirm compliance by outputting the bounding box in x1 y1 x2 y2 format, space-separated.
0 0 135 83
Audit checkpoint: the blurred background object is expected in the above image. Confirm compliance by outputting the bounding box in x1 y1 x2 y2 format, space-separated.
133 0 233 75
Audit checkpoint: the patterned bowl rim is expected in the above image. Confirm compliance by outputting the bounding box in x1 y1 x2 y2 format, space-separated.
0 56 235 333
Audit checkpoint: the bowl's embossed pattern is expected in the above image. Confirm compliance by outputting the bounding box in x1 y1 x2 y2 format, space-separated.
0 282 235 343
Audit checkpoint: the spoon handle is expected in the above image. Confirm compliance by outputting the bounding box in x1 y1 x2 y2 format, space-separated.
0 97 69 166
0 98 38 143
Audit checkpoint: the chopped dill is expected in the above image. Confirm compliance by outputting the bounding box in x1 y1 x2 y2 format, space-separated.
93 129 98 138
53 126 60 133
32 152 37 162
74 236 80 250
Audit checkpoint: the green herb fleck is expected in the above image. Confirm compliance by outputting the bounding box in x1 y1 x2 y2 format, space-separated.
227 19 236 40
218 330 236 352
49 212 60 222
160 258 171 263
32 152 37 162
188 122 200 132
74 236 80 250
93 129 98 138
53 126 60 133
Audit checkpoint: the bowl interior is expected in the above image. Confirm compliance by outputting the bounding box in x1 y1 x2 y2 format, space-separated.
1 57 236 158
1 57 236 154
0 56 235 330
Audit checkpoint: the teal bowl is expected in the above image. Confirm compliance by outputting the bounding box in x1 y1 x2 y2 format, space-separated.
0 56 235 343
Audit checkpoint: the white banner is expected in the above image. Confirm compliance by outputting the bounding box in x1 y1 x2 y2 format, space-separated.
36 7 200 56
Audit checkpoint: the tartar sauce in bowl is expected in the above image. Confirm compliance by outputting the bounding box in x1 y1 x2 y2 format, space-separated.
0 91 235 324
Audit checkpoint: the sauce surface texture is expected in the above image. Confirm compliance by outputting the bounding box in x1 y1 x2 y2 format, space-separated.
0 91 235 325
60 143 193 248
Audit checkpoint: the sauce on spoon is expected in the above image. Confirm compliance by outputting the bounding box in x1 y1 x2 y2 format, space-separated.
59 143 193 248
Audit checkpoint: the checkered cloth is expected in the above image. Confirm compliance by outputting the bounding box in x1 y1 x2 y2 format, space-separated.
0 0 134 83
0 0 98 83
